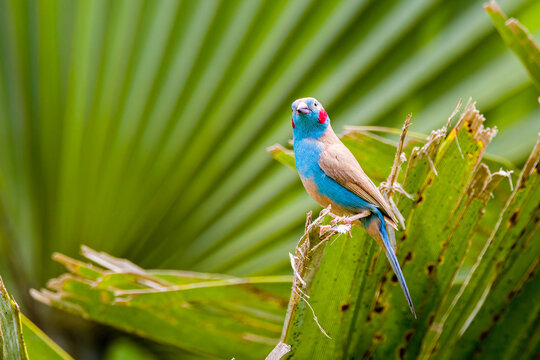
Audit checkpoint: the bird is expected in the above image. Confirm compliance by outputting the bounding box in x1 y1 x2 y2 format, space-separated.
291 97 416 318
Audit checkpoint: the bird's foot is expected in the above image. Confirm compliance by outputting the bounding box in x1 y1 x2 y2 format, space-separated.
325 211 344 225
319 225 333 237
330 210 371 226
320 211 370 236
330 216 347 226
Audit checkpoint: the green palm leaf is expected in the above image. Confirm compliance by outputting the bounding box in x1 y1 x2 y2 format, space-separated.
0 0 539 356
0 276 73 359
32 104 540 359
32 246 290 359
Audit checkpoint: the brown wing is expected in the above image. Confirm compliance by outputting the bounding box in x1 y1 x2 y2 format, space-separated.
319 141 398 227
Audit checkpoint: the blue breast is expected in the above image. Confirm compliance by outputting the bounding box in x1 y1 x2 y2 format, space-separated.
294 138 376 213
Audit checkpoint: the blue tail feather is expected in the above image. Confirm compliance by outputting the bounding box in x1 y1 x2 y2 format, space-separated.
365 212 416 318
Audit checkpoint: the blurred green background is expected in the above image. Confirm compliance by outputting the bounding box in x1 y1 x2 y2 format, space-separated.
0 0 539 357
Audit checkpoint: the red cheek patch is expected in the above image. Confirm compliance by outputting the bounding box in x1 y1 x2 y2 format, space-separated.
292 117 295 129
318 109 327 123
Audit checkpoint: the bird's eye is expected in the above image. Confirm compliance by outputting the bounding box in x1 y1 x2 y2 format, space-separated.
314 103 318 107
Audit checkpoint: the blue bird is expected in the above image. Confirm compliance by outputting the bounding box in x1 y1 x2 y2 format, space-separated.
291 97 416 317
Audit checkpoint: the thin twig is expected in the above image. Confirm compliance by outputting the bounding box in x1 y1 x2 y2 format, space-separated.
342 125 427 141
285 208 334 339
494 169 514 191
294 283 310 299
454 133 465 159
295 289 331 339
418 127 447 177
265 342 291 360
444 98 463 132
423 149 438 176
378 114 412 230
385 114 411 197
310 232 334 254
289 253 306 286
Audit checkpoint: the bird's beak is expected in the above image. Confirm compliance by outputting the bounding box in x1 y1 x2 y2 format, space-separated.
296 101 310 114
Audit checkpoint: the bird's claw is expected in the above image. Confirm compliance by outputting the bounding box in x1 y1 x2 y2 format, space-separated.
330 216 348 226
328 210 371 226
320 210 371 236
326 211 344 225
319 225 333 237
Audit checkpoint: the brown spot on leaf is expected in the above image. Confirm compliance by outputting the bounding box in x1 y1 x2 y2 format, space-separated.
374 301 385 314
509 211 519 226
373 333 385 343
404 330 414 343
492 312 501 323
361 350 373 360
100 292 112 303
400 233 408 243
479 330 490 341
428 315 435 325
426 264 436 277
415 194 424 205
369 255 378 274
398 347 406 360
404 251 413 263
474 346 483 356
340 303 350 312
391 274 398 284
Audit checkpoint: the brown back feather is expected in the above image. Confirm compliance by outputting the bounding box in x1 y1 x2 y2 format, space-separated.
318 128 398 227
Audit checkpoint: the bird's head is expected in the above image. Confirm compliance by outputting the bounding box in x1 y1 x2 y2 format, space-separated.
291 97 329 139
